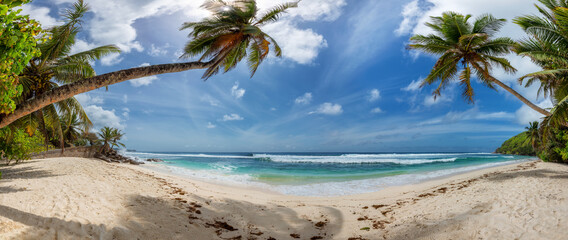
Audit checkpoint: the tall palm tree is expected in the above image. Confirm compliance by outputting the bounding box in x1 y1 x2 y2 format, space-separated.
525 121 540 150
408 12 550 116
0 0 297 128
13 0 120 150
515 0 568 130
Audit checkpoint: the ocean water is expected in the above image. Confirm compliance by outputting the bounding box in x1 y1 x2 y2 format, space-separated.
124 152 534 196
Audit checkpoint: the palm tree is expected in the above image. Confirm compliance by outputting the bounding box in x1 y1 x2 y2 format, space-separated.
0 0 297 128
12 0 120 150
514 0 568 130
408 12 550 116
97 127 125 154
525 121 540 150
60 112 85 146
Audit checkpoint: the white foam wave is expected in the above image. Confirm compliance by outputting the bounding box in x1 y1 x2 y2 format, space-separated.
124 152 253 159
255 154 458 164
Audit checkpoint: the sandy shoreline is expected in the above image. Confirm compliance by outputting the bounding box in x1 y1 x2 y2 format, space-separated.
1 158 567 239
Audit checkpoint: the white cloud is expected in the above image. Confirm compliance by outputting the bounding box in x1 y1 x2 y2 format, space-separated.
123 94 128 104
222 114 244 121
311 103 343 115
270 107 277 111
84 105 126 130
368 89 381 102
371 107 383 114
395 0 425 36
423 94 452 107
149 43 169 57
515 100 553 125
19 4 58 27
295 92 313 105
100 53 123 66
130 63 159 87
263 22 327 64
207 122 216 129
75 93 104 106
231 82 246 99
122 107 130 119
402 79 423 92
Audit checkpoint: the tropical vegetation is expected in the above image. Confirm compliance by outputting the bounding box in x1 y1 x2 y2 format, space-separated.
0 0 298 128
408 12 550 116
96 127 125 155
0 0 44 115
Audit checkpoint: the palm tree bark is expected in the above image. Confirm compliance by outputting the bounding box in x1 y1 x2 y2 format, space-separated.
0 61 213 128
471 64 551 116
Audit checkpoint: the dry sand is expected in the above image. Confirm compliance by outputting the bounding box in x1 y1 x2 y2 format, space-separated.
0 157 566 239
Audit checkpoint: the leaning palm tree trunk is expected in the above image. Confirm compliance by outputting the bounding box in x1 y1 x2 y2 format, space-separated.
0 61 213 128
471 64 551 116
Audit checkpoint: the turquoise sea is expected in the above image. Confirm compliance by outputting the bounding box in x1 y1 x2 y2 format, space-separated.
124 152 534 196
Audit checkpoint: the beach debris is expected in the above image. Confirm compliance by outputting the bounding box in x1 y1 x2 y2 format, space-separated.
362 206 368 209
360 227 370 231
348 237 369 240
314 221 327 229
372 204 386 209
310 236 324 240
206 221 238 231
290 233 301 238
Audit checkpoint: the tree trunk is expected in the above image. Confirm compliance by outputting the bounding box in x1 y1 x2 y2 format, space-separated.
490 77 551 116
36 111 49 152
471 63 551 116
0 61 213 128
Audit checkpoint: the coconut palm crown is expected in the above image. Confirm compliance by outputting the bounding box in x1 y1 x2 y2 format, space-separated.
180 0 298 79
408 12 550 116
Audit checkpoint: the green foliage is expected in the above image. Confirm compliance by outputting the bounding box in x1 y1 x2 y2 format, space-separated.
0 0 44 114
537 127 568 163
180 0 297 79
0 127 48 164
96 127 125 153
495 132 536 156
408 12 516 104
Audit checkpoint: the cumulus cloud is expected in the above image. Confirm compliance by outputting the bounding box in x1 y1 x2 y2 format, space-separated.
402 79 423 92
368 89 381 102
207 122 216 129
515 100 553 125
84 105 126 130
263 22 327 64
75 93 104 105
311 103 343 115
395 0 428 36
295 92 313 105
130 63 159 87
231 82 246 99
19 4 58 27
222 114 244 121
371 107 383 113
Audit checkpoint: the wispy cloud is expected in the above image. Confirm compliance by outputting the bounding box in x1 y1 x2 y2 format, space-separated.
207 122 216 129
130 63 158 87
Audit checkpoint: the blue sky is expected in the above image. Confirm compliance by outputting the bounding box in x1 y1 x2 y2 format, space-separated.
22 0 552 152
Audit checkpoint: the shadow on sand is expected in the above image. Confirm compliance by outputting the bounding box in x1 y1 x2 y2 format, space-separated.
0 193 343 239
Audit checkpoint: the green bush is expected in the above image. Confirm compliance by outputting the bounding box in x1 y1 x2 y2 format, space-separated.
495 132 536 156
0 128 48 164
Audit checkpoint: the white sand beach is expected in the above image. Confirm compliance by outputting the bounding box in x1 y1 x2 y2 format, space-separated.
0 157 567 239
